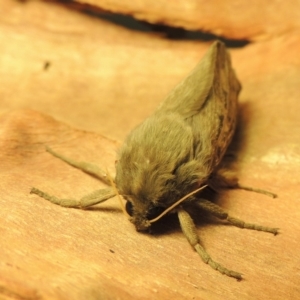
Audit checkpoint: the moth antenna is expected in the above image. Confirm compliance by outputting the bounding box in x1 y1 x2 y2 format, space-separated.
105 168 130 218
149 185 208 224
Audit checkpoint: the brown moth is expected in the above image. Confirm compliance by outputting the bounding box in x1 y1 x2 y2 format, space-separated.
31 41 278 280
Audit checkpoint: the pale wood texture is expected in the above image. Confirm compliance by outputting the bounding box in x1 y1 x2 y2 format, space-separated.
77 0 300 40
1 0 300 299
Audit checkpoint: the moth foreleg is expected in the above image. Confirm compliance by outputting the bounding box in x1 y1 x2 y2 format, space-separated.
196 198 279 235
46 147 111 185
177 208 242 280
30 187 116 208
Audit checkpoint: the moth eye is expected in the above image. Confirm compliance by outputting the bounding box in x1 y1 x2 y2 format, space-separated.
146 206 165 220
125 201 133 216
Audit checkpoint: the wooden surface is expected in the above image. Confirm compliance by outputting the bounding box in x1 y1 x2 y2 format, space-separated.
0 0 300 299
77 0 300 41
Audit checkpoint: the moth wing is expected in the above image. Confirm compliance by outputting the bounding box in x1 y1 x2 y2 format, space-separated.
157 41 232 119
185 41 241 173
156 41 241 177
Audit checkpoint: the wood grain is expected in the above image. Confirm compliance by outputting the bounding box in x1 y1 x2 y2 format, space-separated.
0 0 299 299
76 0 300 40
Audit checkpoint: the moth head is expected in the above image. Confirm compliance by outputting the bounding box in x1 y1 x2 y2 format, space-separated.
123 185 207 232
114 159 177 232
124 195 165 231
115 158 208 231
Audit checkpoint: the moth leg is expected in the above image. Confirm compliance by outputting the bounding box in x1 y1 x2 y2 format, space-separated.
196 198 279 235
211 169 277 198
177 208 242 280
46 147 111 185
235 184 277 198
30 187 116 209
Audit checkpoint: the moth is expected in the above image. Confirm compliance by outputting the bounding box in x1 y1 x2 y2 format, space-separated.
31 41 278 280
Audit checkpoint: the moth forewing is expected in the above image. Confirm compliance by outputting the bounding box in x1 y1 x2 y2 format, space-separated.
158 41 226 117
160 41 241 185
177 41 240 173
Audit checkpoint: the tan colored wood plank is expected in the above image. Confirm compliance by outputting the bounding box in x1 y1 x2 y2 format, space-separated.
0 0 299 299
76 0 300 40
